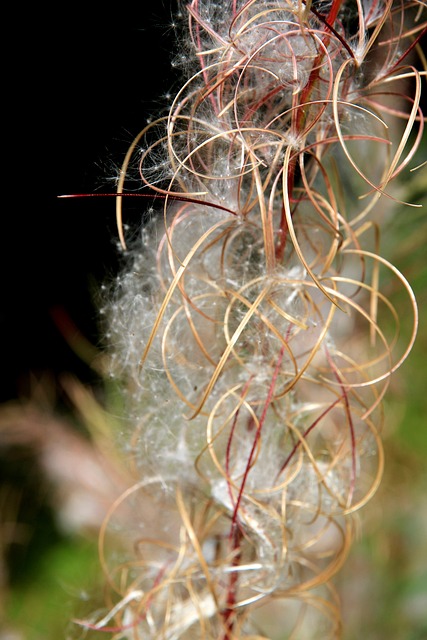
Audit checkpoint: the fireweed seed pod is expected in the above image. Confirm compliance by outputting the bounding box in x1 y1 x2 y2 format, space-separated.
79 2 425 638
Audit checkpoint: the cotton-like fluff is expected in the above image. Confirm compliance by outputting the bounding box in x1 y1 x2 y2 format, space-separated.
85 2 424 638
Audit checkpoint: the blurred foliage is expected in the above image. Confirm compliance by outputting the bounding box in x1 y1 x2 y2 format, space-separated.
337 159 427 638
3 538 100 640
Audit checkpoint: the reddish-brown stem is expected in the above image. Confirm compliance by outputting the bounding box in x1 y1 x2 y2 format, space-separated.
222 345 286 638
58 191 237 216
275 393 345 481
229 345 286 539
296 0 347 134
225 377 254 510
221 527 242 640
276 0 350 261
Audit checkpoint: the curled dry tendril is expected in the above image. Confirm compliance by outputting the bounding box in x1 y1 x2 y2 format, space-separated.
81 1 426 638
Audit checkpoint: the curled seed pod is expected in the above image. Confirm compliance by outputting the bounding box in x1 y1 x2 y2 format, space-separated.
82 2 426 638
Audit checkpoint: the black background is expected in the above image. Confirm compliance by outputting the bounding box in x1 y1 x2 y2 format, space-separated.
3 5 180 403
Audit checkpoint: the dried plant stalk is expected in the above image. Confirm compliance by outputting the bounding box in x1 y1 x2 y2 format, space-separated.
78 2 426 638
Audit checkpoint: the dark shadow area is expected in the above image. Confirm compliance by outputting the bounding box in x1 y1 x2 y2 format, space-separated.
2 7 179 403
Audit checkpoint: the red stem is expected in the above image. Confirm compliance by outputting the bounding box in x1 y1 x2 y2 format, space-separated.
222 345 286 638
